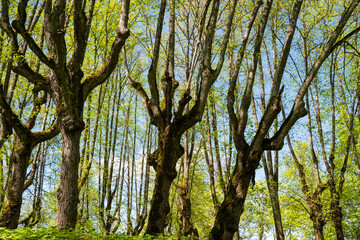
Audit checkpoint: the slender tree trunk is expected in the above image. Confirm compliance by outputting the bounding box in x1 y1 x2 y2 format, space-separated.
127 96 137 234
203 110 220 211
253 55 284 240
133 123 152 234
209 92 226 194
0 136 31 229
267 181 284 239
178 131 198 238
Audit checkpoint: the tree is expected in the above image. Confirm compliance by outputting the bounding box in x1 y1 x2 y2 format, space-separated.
124 0 238 234
210 0 360 239
1 0 130 229
0 86 58 229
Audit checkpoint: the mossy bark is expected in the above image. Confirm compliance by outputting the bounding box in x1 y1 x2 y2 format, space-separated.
309 196 325 240
209 151 259 240
178 188 198 238
330 195 344 240
56 115 84 229
145 127 184 235
0 136 32 229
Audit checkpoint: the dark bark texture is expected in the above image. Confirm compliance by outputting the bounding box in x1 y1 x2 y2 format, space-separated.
0 137 31 229
146 129 183 234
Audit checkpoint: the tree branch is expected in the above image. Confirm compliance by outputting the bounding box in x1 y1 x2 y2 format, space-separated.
82 0 130 100
147 0 167 108
227 0 263 149
214 0 239 77
123 47 165 129
265 0 360 150
237 0 273 145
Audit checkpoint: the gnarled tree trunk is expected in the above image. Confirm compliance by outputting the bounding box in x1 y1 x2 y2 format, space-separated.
146 129 183 234
1 0 130 229
209 150 260 239
210 0 358 238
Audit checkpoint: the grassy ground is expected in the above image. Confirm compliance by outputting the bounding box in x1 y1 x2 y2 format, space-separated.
0 227 191 239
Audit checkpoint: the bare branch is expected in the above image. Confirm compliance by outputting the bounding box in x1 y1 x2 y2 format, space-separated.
227 0 263 144
147 0 167 107
266 0 360 150
268 0 303 99
237 0 273 144
123 47 165 129
82 0 130 100
213 0 239 77
185 0 211 92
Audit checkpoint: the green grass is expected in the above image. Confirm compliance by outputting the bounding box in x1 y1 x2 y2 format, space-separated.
0 227 191 240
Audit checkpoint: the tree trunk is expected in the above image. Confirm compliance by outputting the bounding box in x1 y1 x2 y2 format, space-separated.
312 216 325 240
56 119 84 229
178 187 198 237
267 182 284 240
330 193 344 240
209 152 258 240
178 131 198 238
0 136 31 229
145 129 184 235
307 189 326 240
203 113 220 212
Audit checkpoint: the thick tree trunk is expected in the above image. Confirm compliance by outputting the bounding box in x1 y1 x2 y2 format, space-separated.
309 198 326 240
145 128 184 235
330 195 344 240
0 136 31 229
209 152 257 240
312 220 325 240
56 119 84 229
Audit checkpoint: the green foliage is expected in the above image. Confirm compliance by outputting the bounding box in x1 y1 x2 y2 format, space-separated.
238 181 274 239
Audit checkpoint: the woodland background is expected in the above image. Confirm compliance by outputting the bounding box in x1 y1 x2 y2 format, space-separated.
0 0 360 239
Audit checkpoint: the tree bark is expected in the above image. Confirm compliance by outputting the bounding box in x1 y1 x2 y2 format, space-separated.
146 129 184 234
0 136 31 229
209 150 260 240
311 203 325 240
178 131 198 238
56 119 84 229
330 194 344 240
